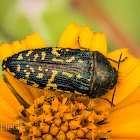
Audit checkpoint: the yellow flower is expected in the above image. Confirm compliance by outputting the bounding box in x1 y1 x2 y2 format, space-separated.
0 23 140 139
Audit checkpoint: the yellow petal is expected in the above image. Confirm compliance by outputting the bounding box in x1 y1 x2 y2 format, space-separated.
0 131 16 139
0 96 19 125
4 72 43 105
0 77 21 113
107 48 130 62
99 102 140 138
79 26 94 49
91 32 107 55
21 32 47 49
11 41 27 54
0 33 46 63
0 43 14 63
58 22 83 49
110 87 140 112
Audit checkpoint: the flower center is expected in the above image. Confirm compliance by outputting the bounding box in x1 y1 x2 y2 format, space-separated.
17 95 110 140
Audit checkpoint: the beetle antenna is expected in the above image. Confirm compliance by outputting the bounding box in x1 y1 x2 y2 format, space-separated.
111 53 123 107
107 55 127 63
117 53 122 70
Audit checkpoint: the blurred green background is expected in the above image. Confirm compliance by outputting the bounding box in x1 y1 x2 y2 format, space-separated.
0 0 140 77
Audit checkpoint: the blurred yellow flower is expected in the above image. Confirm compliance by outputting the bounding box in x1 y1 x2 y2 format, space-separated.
0 23 140 139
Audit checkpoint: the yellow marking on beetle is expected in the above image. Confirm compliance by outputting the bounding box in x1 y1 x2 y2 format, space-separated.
17 64 21 72
76 74 82 79
17 54 23 60
19 78 39 87
24 69 27 73
88 79 90 82
48 70 58 83
26 65 29 67
52 48 61 56
38 66 42 71
25 72 30 78
6 68 15 76
45 69 48 72
52 58 63 62
36 73 44 78
74 91 82 95
45 84 58 90
66 49 70 52
32 82 39 88
4 58 7 61
26 50 33 56
63 90 71 94
41 51 46 60
55 89 63 92
30 67 35 73
28 80 39 88
45 70 58 90
66 56 75 63
78 59 83 63
19 78 28 84
62 72 73 78
33 54 39 61
3 65 6 68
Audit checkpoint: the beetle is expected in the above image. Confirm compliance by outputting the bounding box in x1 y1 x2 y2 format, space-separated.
2 47 126 104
